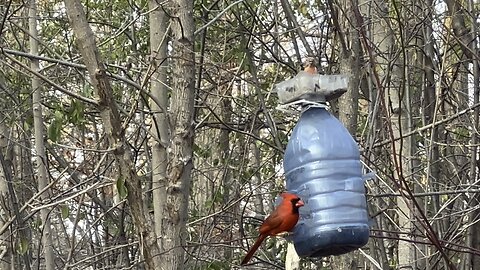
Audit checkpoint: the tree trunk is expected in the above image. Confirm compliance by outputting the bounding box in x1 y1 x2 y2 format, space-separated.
417 2 436 268
444 0 480 268
367 0 415 267
148 0 169 253
331 0 362 267
0 121 13 270
336 0 360 135
63 0 161 268
160 0 195 268
29 0 55 268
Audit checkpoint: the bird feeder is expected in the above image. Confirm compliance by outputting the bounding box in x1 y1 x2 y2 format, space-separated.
276 67 370 257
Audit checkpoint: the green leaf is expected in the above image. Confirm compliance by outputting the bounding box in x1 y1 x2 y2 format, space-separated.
48 119 62 142
48 108 65 142
116 177 128 199
82 83 94 98
299 4 309 18
61 204 70 219
68 100 85 124
54 109 63 120
17 237 29 255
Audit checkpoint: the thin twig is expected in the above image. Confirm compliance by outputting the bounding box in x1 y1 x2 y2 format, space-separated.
369 189 480 198
194 0 245 36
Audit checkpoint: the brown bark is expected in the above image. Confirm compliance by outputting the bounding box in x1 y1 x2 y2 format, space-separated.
330 0 366 268
63 0 160 268
29 0 54 268
148 0 169 253
160 0 196 268
334 0 360 135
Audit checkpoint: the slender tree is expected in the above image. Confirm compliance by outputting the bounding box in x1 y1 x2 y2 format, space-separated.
29 0 55 268
148 0 169 257
63 0 160 268
160 0 195 268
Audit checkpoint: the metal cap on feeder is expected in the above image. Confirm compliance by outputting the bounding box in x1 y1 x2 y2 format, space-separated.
274 57 349 109
275 72 349 104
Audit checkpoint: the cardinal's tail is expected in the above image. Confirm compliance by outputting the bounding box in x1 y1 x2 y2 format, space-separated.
241 234 267 265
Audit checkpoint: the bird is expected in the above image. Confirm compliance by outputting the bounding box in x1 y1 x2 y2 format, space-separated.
241 193 305 265
303 57 317 75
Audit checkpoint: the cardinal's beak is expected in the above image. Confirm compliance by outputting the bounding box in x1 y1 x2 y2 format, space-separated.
296 200 305 207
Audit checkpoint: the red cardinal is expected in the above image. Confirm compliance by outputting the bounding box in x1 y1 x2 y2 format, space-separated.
241 193 304 265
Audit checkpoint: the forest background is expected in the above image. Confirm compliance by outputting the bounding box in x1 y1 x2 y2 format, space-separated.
0 0 479 269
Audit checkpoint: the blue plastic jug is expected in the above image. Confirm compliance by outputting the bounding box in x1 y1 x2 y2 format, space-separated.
284 107 369 257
